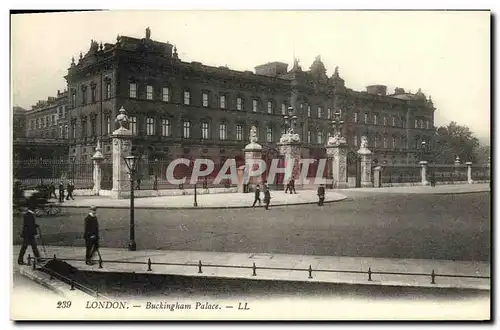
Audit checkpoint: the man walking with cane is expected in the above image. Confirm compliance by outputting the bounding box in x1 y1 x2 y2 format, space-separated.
17 202 41 265
84 206 99 265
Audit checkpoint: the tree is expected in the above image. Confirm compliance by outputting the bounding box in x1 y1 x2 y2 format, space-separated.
474 144 491 165
430 122 480 164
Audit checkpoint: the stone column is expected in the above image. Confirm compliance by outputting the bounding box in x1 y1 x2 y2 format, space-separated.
111 106 134 199
357 136 373 188
325 138 348 189
278 141 302 190
420 161 429 186
466 161 473 184
91 139 105 196
373 165 383 188
244 126 263 192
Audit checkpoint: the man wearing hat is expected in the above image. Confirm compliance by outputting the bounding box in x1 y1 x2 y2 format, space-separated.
84 206 99 265
18 202 41 265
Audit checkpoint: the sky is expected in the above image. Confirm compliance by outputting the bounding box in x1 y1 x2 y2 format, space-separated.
10 10 490 143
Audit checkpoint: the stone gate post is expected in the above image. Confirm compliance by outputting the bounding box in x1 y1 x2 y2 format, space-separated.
325 134 348 188
466 161 473 184
111 106 134 199
91 139 105 196
419 161 429 186
244 126 263 192
357 136 373 188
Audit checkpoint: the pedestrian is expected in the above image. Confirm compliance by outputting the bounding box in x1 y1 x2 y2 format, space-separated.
252 184 261 207
17 202 41 265
58 181 65 202
49 182 57 199
317 184 325 206
66 181 75 200
430 171 436 187
84 206 99 265
136 178 141 190
264 186 271 210
290 179 297 194
285 180 290 194
153 175 158 191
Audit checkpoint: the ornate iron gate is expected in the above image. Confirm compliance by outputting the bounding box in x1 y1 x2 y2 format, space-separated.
347 151 361 188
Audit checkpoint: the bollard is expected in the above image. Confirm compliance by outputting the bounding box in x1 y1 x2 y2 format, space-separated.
368 267 372 281
431 269 436 284
198 260 203 274
308 265 313 279
252 262 257 276
147 258 152 271
98 257 103 269
70 279 75 291
27 254 31 266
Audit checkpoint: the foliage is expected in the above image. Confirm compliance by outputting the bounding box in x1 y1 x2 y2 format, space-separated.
429 122 480 164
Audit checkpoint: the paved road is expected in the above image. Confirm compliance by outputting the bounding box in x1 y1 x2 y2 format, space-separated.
12 193 491 262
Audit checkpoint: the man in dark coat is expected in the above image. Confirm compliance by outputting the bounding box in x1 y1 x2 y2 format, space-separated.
263 186 271 210
84 206 99 265
252 184 261 207
317 184 325 206
290 179 297 194
66 181 75 200
58 181 65 202
18 203 41 265
49 182 57 199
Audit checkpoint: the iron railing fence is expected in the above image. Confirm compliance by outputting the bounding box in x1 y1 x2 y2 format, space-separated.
26 254 490 288
381 165 421 185
13 160 94 189
428 165 468 183
471 166 491 181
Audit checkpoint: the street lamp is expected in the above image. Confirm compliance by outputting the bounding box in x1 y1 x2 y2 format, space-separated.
420 141 426 162
124 155 140 251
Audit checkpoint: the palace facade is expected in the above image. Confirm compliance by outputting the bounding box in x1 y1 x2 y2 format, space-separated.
19 28 436 172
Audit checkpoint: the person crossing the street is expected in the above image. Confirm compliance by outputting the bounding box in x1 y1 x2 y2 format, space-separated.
317 184 326 206
17 202 41 265
252 184 261 207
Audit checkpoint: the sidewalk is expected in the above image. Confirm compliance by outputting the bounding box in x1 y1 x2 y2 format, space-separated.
13 245 490 291
57 190 347 209
55 183 489 209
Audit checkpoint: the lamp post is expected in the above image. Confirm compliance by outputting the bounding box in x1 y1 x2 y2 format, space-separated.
420 141 426 162
124 155 140 251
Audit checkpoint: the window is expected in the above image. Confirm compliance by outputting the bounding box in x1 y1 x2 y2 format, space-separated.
266 127 273 143
236 125 243 141
202 93 209 107
183 121 191 138
129 116 137 135
201 122 209 139
106 115 111 134
354 112 358 123
184 91 190 105
426 120 430 129
353 134 358 147
375 135 380 148
82 88 87 104
392 136 396 149
401 117 406 128
383 116 387 126
129 83 137 98
401 136 407 149
307 106 311 117
146 117 155 135
64 125 68 139
415 119 418 128
71 122 76 139
281 104 286 115
30 120 34 130
146 85 153 100
106 82 111 99
52 114 56 125
41 117 45 127
328 108 331 119
267 101 272 114
161 119 171 137
162 87 169 102
252 100 258 112
383 136 388 149
220 95 226 109
72 92 76 108
373 114 378 125
237 97 242 110
59 125 63 138
392 117 396 126
364 113 368 124
318 107 322 118
420 119 424 129
81 120 87 138
307 130 311 144
317 131 323 144
91 117 96 136
91 86 96 102
219 123 227 140
47 116 51 126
